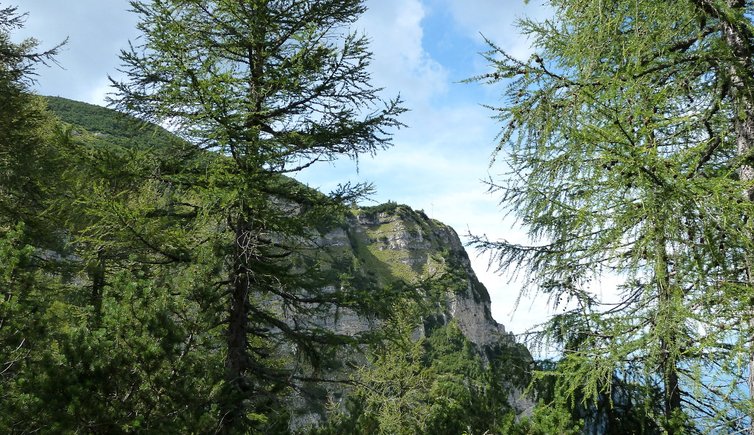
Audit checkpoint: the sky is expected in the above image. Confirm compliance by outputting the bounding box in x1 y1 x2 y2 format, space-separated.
13 0 556 342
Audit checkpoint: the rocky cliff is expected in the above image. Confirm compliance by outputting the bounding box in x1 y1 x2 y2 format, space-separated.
286 202 533 429
44 96 518 358
331 202 512 352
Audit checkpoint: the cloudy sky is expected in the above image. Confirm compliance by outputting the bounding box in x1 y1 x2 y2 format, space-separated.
14 0 555 341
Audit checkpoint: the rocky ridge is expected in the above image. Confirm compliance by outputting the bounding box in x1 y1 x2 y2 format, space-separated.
44 96 533 429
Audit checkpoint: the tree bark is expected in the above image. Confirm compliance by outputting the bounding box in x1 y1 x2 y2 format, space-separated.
88 246 106 324
715 2 754 432
221 3 266 430
655 219 682 433
222 214 252 433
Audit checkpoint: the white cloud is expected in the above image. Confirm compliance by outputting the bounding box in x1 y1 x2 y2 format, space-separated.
360 0 449 107
441 0 553 61
15 0 137 104
86 78 114 106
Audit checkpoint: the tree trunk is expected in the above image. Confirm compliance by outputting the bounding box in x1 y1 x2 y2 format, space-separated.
691 1 754 430
88 247 106 324
654 220 682 433
221 3 266 428
717 3 754 432
221 214 252 433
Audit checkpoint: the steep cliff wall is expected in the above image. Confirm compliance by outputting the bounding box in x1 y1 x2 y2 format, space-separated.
343 202 511 351
287 202 533 429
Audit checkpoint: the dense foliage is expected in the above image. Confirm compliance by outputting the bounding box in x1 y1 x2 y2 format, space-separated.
1 2 410 432
314 296 531 435
109 0 410 432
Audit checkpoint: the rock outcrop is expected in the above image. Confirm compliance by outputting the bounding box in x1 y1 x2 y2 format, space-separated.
287 202 533 429
342 202 511 351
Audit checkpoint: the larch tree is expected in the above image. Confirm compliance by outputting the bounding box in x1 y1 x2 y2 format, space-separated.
111 0 404 431
474 0 754 432
691 2 754 434
0 6 64 241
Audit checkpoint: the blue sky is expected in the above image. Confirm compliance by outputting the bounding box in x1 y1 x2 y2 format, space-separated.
15 0 554 339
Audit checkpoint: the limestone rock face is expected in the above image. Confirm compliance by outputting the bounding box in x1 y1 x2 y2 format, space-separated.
334 203 514 352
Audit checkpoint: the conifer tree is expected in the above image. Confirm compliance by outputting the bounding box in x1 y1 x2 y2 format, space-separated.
111 0 404 431
0 6 73 432
691 3 754 433
474 0 754 431
45 119 224 431
0 5 64 242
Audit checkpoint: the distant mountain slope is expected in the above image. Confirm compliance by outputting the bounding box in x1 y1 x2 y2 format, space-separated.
340 201 524 353
45 96 521 353
45 96 181 150
287 201 534 428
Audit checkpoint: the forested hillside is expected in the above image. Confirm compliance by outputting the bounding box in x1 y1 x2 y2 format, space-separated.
4 88 541 434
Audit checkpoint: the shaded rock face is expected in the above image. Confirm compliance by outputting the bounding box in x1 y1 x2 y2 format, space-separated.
287 203 532 430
